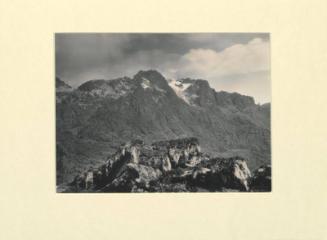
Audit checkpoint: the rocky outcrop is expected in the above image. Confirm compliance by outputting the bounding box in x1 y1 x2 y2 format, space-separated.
181 78 217 107
215 91 255 110
60 138 262 193
185 157 252 191
250 165 271 191
77 77 136 98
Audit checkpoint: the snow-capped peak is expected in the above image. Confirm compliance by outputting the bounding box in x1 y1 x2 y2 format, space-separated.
168 79 193 104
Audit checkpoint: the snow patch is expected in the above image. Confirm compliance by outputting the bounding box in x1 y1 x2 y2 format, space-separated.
141 77 151 89
168 79 193 104
141 77 166 94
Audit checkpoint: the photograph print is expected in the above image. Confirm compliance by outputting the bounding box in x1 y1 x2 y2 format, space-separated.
56 33 271 193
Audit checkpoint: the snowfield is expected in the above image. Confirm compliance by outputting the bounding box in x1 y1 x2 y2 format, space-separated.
168 79 193 105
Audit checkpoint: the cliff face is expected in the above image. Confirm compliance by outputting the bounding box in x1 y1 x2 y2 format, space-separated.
58 138 270 193
56 70 270 184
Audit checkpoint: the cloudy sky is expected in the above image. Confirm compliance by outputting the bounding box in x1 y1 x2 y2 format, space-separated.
55 33 270 103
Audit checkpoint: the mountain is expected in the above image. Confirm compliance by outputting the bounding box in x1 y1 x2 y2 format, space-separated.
56 70 270 184
56 77 72 92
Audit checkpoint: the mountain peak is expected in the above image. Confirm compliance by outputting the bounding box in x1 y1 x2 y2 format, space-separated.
134 70 170 91
174 78 216 107
134 70 165 80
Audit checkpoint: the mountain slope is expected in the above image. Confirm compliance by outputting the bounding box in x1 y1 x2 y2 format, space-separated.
56 70 270 184
56 77 72 92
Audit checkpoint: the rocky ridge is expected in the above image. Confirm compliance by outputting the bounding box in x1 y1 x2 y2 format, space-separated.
58 138 271 193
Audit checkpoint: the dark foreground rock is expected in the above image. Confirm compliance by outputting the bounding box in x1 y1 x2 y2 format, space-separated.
58 138 271 193
250 165 272 191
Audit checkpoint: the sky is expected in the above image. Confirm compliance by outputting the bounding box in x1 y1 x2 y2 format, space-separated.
55 33 270 103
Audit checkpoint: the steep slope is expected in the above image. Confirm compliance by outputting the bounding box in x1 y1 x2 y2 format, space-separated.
56 77 72 92
56 70 270 184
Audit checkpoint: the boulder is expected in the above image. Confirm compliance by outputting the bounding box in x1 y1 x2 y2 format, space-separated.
190 157 252 191
102 163 161 192
250 165 271 191
161 155 172 172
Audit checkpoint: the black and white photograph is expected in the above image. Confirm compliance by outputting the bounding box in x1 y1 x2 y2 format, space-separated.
56 33 271 193
3 0 327 238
